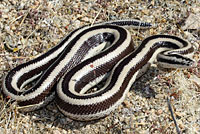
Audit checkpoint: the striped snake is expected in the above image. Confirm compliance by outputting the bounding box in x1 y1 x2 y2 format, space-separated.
2 20 196 121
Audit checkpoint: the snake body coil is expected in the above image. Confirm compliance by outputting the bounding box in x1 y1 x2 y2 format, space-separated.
2 20 195 121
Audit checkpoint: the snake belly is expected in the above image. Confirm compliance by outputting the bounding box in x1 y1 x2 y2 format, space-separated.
2 20 195 121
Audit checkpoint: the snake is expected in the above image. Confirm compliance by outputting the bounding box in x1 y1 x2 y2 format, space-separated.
2 19 196 121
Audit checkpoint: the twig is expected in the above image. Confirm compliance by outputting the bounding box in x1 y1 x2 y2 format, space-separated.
167 97 180 134
19 13 28 27
91 8 102 26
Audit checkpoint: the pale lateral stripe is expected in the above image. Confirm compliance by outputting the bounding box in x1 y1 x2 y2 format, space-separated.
95 38 183 98
7 27 124 101
57 37 189 105
61 29 131 96
6 26 96 99
5 20 151 100
57 39 146 105
18 92 55 112
3 19 195 120
57 71 139 119
68 30 127 95
57 53 138 105
23 28 118 99
9 25 91 94
20 72 42 90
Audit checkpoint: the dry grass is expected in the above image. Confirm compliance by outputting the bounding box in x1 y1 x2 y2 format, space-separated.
0 0 200 133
